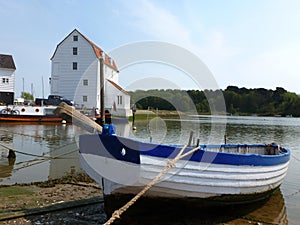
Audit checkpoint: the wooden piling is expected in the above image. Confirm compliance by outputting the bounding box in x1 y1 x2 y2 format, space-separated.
7 149 16 159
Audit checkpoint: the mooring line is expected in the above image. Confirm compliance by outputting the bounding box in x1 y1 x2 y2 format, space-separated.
0 128 74 141
11 142 77 166
0 138 77 162
11 148 79 173
285 189 300 198
16 157 45 166
42 142 78 156
291 153 300 162
0 148 78 174
104 145 200 225
0 128 49 140
0 143 49 158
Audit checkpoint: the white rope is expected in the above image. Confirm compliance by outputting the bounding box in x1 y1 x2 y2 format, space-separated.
104 145 200 225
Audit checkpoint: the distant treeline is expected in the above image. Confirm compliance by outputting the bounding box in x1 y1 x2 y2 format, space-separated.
129 86 300 117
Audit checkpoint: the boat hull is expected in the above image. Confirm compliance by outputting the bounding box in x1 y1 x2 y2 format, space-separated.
0 114 64 122
0 105 64 122
0 105 100 123
79 133 290 206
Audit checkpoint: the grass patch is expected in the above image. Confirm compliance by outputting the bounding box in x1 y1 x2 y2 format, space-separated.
129 114 157 121
129 111 184 121
0 186 35 197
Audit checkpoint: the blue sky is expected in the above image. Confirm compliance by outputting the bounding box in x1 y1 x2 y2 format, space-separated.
1 0 300 97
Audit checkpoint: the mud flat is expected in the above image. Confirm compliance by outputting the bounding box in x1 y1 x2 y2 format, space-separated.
0 174 106 224
0 173 286 224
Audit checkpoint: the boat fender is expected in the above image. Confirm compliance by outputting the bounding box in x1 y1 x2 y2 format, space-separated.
102 123 116 135
102 124 110 135
109 124 116 135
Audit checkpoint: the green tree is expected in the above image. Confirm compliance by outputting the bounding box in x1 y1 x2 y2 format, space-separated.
21 92 34 100
129 87 300 117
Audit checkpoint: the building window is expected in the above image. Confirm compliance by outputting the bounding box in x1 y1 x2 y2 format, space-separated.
117 95 123 105
83 79 88 86
73 62 77 70
2 78 8 84
83 96 88 102
73 47 78 55
73 35 78 41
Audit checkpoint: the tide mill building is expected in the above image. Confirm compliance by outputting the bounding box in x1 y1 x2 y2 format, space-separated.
50 29 131 117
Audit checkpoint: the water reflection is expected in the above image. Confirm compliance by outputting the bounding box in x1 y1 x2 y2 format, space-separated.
0 120 132 184
248 188 287 225
106 188 287 225
0 131 15 181
133 116 300 147
119 116 300 224
0 157 15 181
0 123 85 184
0 116 299 223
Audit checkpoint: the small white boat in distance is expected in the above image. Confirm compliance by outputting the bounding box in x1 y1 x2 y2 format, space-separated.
0 105 63 122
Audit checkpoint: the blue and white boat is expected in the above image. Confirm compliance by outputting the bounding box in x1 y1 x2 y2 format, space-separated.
79 125 290 206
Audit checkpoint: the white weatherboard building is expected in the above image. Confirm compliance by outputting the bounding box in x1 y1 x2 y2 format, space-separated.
50 29 131 117
0 54 16 105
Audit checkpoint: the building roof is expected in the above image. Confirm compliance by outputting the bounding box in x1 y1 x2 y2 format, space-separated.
107 79 129 95
0 54 16 70
51 29 118 71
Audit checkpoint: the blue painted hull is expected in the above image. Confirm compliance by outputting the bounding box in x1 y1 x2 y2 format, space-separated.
79 133 290 202
79 134 290 166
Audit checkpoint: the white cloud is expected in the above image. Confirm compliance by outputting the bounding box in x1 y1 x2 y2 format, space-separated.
128 0 238 61
120 1 300 93
127 0 192 46
197 30 240 66
121 0 239 90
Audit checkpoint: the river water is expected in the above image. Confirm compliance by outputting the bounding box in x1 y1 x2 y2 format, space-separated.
0 115 300 224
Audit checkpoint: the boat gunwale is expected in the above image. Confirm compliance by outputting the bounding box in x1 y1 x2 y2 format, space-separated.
79 133 291 167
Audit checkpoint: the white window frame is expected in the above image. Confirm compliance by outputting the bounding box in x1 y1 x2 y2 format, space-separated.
73 47 78 55
2 78 9 84
73 62 77 70
83 79 88 86
117 95 123 105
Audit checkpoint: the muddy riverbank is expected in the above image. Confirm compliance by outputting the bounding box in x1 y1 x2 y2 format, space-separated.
0 173 286 225
0 174 105 224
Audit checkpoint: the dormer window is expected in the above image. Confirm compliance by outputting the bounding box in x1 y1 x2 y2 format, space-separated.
73 35 78 41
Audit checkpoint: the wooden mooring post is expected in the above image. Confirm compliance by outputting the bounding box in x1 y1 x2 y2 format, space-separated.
7 149 16 159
